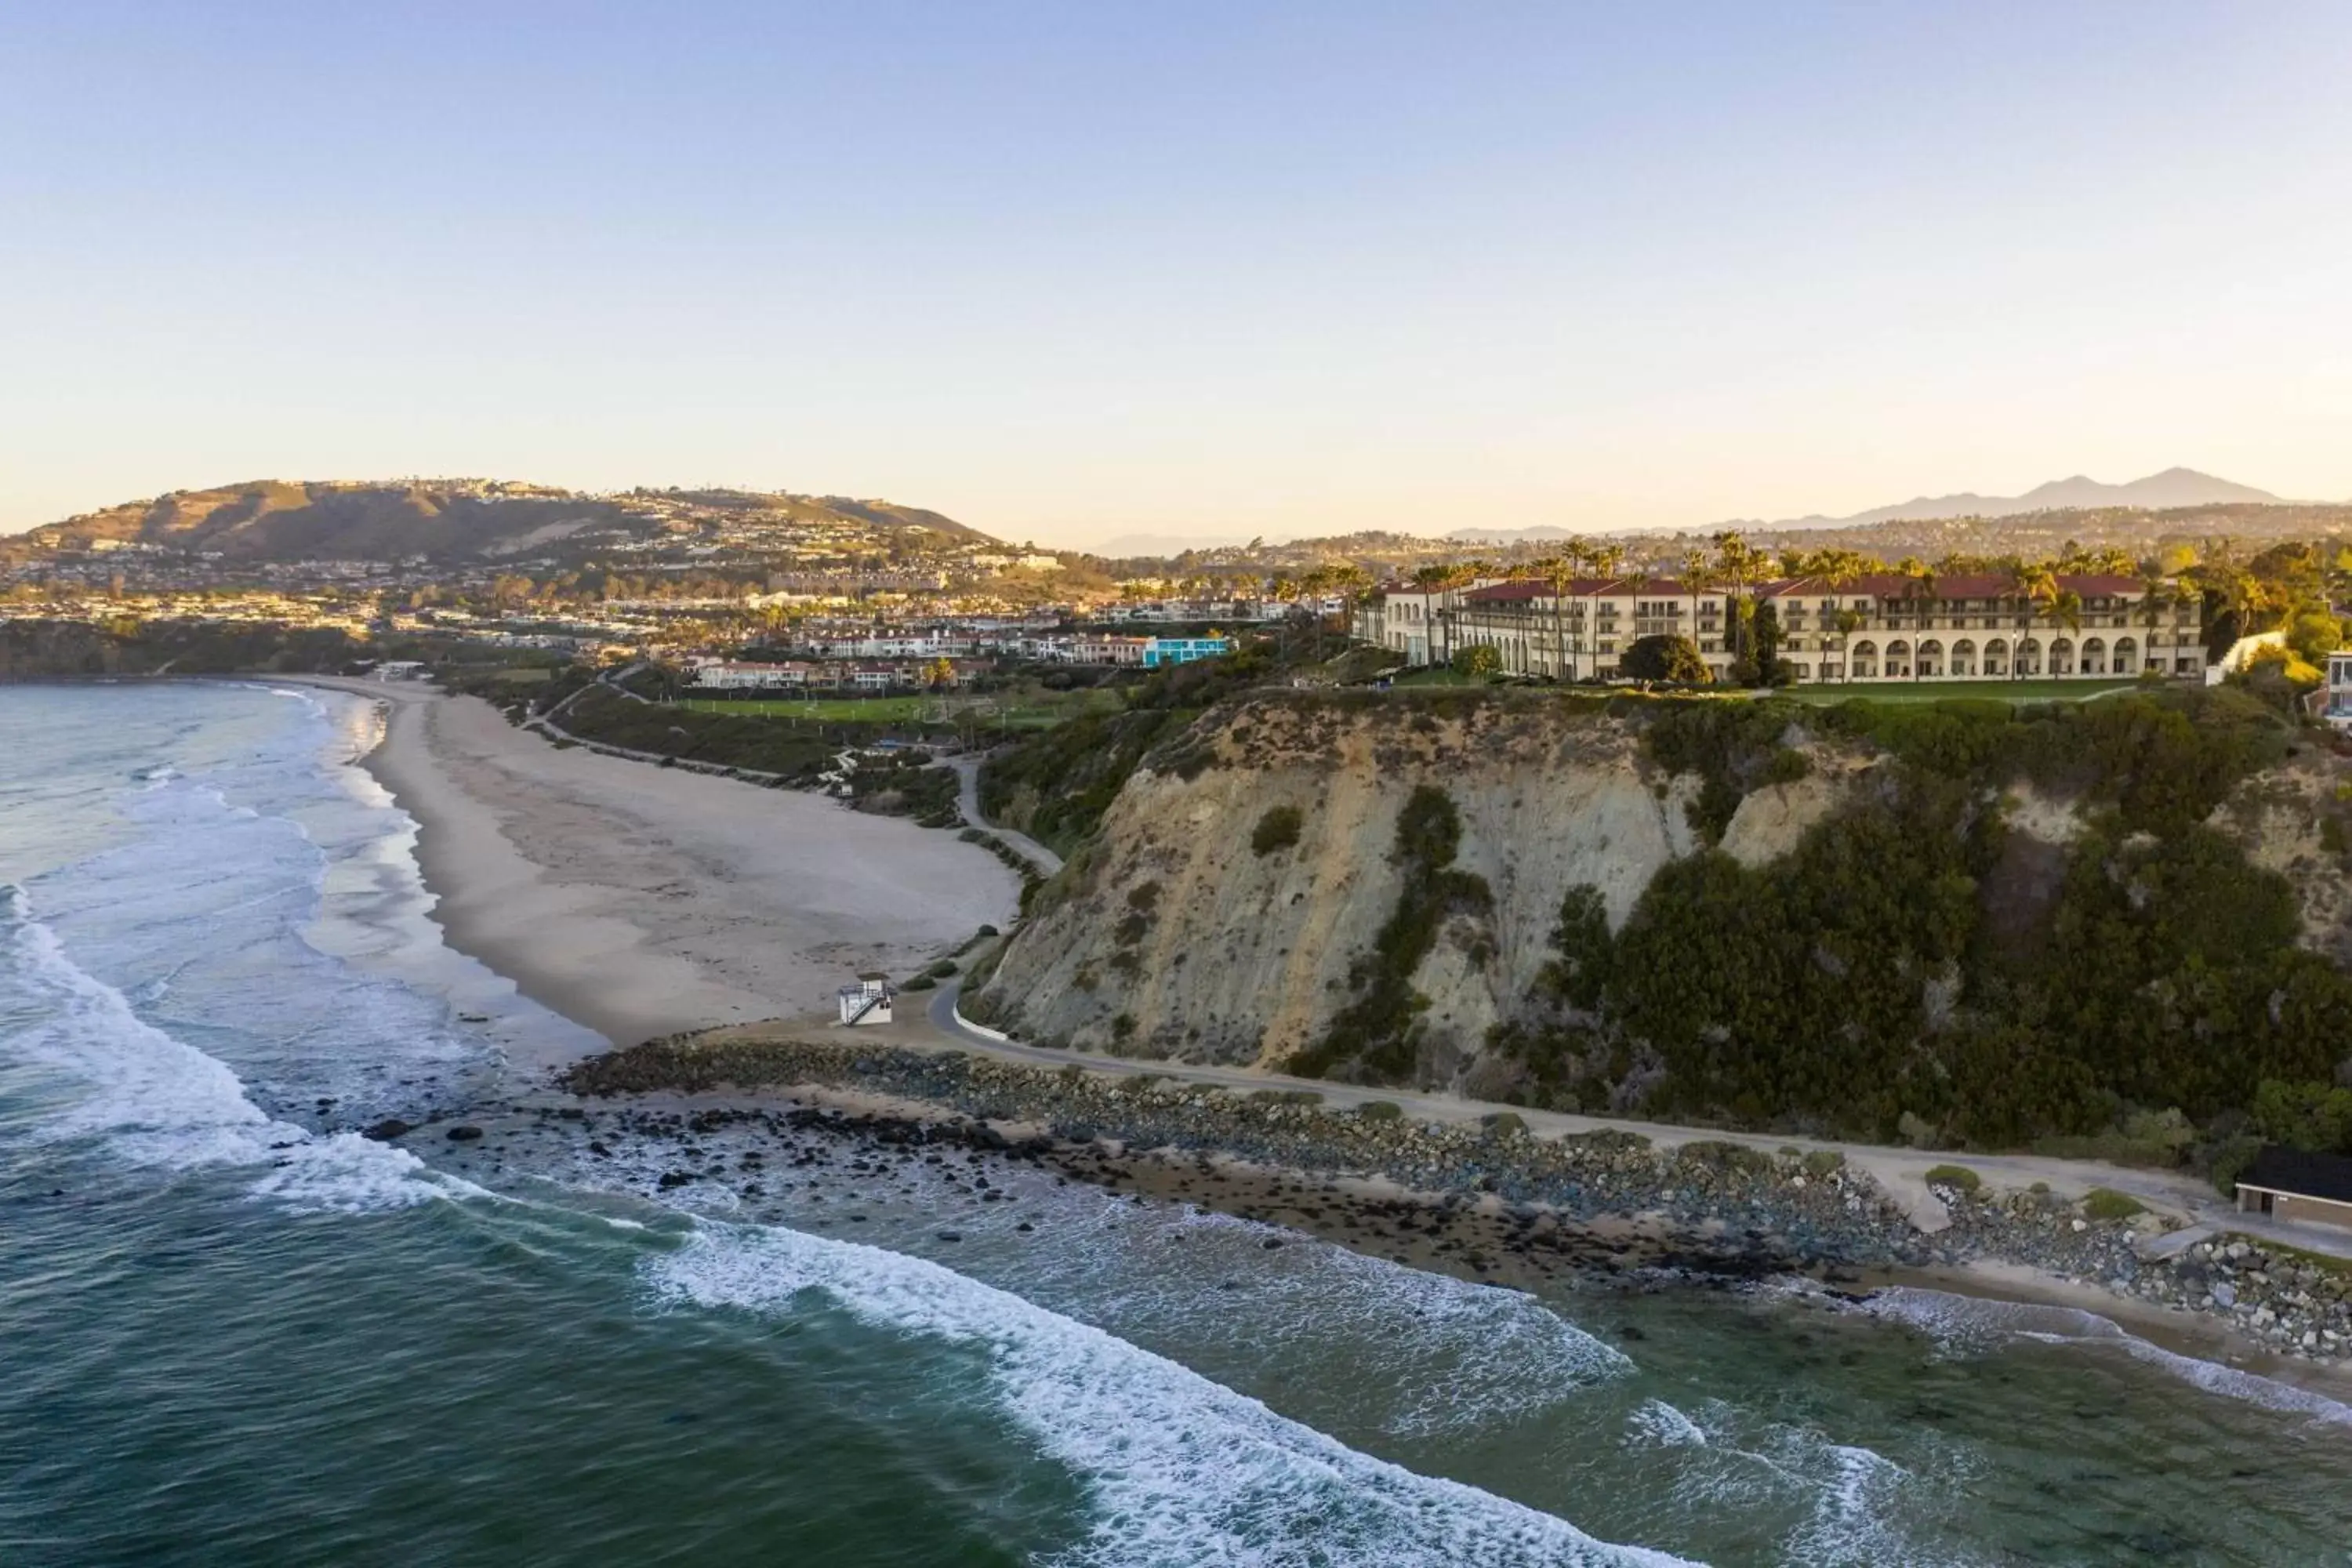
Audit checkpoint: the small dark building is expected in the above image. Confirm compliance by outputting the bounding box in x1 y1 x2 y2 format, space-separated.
2235 1146 2352 1232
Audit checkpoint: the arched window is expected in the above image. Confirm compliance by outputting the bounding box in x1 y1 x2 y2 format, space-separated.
2051 637 2075 676
1886 639 1911 678
1982 639 2008 676
1951 638 1976 677
1918 638 1945 677
2082 637 2107 676
2018 641 2042 676
1852 639 1879 679
2113 637 2137 674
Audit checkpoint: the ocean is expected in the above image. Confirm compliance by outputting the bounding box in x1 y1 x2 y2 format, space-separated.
2 681 2348 1566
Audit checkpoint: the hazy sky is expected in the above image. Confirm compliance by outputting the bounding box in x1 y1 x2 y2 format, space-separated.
5 3 2349 546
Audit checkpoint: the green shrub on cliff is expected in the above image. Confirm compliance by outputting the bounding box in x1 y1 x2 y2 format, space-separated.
1519 739 2352 1148
1814 687 2285 836
2249 1078 2352 1153
1250 804 1305 856
1291 786 1492 1083
1643 699 1805 843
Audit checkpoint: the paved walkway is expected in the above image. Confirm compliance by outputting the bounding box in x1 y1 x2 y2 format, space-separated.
946 756 1064 875
916 982 2352 1256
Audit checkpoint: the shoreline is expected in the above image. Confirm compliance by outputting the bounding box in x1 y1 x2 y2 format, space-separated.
252 676 2352 1401
277 675 1022 1061
552 1028 2352 1396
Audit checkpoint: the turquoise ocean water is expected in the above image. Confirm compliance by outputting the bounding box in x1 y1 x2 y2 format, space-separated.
3 682 2349 1566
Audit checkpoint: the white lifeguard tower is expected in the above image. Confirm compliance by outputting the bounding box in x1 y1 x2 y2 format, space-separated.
838 973 895 1026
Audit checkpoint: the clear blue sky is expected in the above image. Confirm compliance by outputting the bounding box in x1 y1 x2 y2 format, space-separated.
5 2 2348 545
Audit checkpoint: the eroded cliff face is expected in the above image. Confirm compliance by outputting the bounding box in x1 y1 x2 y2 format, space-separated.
967 695 1868 1083
2210 758 2352 966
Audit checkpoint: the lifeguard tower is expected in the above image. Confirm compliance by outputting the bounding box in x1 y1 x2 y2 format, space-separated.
838 973 895 1026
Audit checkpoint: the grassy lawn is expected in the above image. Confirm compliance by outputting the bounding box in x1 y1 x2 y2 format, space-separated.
683 695 930 721
1776 678 2142 706
679 687 1125 727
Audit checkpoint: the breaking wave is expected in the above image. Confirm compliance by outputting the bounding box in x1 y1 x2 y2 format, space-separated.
982 1198 1634 1439
646 1221 1691 1568
1835 1284 2352 1428
0 887 477 1214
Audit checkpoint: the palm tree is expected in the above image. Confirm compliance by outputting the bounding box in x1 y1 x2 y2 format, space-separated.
1809 550 1866 681
1893 557 1936 680
2134 570 2172 677
2049 588 2084 673
1671 548 1715 667
1712 530 1758 666
2009 561 2057 680
1326 564 1372 662
2324 543 2352 614
1539 553 1578 681
1831 608 1866 681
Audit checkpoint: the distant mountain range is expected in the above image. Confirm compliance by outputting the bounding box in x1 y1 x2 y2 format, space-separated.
1454 469 2285 543
2 479 996 564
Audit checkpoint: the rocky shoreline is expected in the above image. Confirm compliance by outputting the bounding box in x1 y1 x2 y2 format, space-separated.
562 1033 2352 1369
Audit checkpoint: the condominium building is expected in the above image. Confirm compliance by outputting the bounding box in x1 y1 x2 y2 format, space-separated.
1355 573 2205 684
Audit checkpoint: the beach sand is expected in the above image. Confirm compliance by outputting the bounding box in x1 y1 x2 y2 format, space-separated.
284 677 2352 1402
303 678 1019 1054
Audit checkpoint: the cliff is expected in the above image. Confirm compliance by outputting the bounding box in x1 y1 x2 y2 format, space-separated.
971 694 1863 1071
967 688 2352 1148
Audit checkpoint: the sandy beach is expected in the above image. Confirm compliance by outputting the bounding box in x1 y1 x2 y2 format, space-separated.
299 677 1019 1054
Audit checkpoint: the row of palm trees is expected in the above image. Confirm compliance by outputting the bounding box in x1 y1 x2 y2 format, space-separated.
1439 530 2206 684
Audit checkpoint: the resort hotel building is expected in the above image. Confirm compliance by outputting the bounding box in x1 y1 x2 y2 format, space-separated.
1355 572 2206 685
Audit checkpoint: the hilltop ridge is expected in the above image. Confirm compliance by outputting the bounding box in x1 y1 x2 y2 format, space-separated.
0 478 1002 566
1457 468 2288 544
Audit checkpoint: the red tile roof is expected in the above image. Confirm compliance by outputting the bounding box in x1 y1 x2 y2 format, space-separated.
1457 572 2158 605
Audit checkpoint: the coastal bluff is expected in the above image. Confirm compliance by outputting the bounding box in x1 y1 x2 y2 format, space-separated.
964 688 2352 1150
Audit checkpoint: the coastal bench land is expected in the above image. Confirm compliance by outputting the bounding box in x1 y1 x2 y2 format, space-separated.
2235 1147 2352 1232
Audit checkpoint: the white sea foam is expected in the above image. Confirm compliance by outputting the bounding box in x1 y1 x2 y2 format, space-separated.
1 893 477 1214
1624 1399 1708 1450
647 1222 1692 1568
1776 1439 1955 1568
1844 1284 2352 1428
265 685 329 717
995 1200 1634 1439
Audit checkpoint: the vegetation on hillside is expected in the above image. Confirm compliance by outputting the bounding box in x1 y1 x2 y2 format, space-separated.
0 617 365 677
1472 690 2352 1152
1621 633 1711 684
978 640 1308 855
550 686 846 782
1290 786 1493 1082
543 685 960 823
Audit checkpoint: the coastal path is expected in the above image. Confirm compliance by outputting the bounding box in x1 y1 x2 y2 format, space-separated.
945 756 1064 876
924 981 2352 1257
